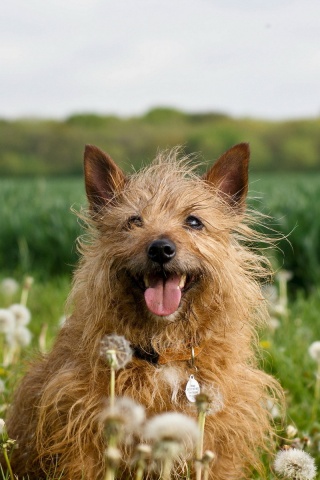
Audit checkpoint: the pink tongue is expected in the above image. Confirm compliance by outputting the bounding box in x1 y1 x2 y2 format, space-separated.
144 274 182 316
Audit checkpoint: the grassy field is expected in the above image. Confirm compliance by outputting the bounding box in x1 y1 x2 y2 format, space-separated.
1 173 320 479
1 173 320 288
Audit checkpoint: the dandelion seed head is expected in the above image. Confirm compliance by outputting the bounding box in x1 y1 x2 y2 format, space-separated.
195 393 210 413
9 304 31 326
266 398 281 419
1 278 19 297
7 325 32 347
152 437 183 460
101 396 145 436
23 276 34 290
0 309 15 334
144 412 198 457
268 317 281 332
286 425 298 439
100 334 132 370
0 418 5 435
105 446 121 468
202 450 216 465
59 315 67 327
192 384 224 415
277 270 293 282
273 303 287 316
262 284 278 304
308 341 320 363
274 448 317 480
136 443 152 457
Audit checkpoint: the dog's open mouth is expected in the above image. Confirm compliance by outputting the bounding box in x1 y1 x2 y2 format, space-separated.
134 272 195 317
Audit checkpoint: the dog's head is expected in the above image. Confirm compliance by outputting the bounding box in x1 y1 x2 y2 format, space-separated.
82 144 250 326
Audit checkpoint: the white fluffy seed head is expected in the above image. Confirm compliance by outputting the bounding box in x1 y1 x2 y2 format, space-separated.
136 443 152 456
23 276 34 290
308 341 320 363
266 398 281 419
144 412 199 457
100 334 132 370
110 396 145 429
59 315 67 327
197 384 224 415
0 418 6 435
286 425 298 439
0 309 15 334
268 317 281 332
7 325 32 347
9 304 31 326
262 284 278 304
277 270 293 282
101 396 145 441
274 448 317 480
202 450 216 464
1 278 19 296
105 446 121 468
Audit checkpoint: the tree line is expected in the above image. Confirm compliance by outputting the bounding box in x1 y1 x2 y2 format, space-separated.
0 107 319 175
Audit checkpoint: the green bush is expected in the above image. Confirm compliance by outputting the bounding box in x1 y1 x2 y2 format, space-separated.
1 111 320 176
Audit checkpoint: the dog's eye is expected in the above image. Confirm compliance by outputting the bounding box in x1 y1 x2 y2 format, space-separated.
185 215 204 230
125 215 143 229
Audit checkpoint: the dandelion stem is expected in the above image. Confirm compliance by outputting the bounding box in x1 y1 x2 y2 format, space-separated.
135 461 145 480
20 276 33 307
196 410 206 480
104 466 115 480
203 465 209 480
311 362 320 423
0 335 3 365
3 448 15 480
279 276 287 309
20 288 28 307
161 458 173 480
110 365 115 410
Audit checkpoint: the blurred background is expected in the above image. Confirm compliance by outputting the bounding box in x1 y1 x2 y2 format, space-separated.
0 0 319 289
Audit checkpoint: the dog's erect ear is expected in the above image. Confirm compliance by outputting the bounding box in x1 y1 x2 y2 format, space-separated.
84 145 126 211
203 143 249 210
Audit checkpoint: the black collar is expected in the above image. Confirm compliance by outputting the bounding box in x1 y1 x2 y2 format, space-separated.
132 345 159 364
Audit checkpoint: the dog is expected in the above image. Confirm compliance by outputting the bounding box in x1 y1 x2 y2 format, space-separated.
5 143 281 479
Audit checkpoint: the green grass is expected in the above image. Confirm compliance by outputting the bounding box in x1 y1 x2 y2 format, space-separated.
250 172 320 291
0 277 70 402
1 173 320 290
0 178 84 277
262 287 320 429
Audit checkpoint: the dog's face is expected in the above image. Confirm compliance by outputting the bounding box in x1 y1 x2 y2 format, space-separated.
83 145 249 324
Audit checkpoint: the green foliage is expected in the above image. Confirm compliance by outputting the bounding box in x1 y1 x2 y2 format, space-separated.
249 173 320 291
0 111 319 175
142 107 187 124
263 289 320 423
1 174 319 291
0 178 84 277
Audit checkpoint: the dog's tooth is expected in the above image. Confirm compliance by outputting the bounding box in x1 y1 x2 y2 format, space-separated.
144 275 150 288
179 274 187 288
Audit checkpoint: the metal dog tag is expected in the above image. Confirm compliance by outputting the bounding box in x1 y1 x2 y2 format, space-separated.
185 374 200 402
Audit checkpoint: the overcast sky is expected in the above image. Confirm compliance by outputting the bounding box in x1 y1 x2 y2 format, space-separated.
1 0 320 120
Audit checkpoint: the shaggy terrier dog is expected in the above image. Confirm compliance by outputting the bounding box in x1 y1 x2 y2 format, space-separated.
5 143 280 479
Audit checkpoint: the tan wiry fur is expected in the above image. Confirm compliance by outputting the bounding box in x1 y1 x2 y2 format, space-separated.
5 144 282 479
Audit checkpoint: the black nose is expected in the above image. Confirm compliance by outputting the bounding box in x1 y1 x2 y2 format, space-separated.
147 238 176 264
